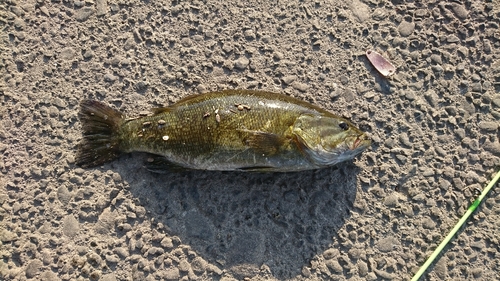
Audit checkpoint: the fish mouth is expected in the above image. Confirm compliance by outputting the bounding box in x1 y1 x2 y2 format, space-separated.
351 134 371 150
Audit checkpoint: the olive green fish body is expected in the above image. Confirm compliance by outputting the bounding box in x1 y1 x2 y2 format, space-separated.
76 90 370 172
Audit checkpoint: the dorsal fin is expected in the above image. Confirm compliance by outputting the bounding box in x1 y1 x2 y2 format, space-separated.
150 107 171 114
149 93 204 114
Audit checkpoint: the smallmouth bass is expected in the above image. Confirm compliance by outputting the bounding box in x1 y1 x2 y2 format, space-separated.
76 90 371 172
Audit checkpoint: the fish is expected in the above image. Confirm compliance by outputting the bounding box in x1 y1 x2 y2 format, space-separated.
75 90 371 172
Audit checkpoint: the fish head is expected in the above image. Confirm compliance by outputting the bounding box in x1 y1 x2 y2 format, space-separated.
292 114 371 166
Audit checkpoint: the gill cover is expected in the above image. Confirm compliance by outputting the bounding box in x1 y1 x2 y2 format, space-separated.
292 114 367 166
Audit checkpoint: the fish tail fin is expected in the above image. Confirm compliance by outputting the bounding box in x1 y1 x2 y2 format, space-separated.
75 100 125 168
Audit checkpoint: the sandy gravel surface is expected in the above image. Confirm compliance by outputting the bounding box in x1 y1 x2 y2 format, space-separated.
1 0 500 280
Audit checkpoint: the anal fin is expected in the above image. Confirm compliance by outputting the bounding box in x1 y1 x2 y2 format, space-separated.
237 166 276 172
144 154 188 173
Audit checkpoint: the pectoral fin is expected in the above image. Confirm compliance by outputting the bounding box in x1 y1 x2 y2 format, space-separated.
240 130 286 155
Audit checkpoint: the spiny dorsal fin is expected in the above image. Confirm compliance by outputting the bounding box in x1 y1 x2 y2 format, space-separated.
150 107 171 115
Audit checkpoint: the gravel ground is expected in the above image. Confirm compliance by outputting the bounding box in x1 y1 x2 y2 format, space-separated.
1 0 500 280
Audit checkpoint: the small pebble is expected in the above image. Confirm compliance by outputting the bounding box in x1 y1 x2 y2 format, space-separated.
282 75 297 85
39 6 50 16
414 9 428 17
376 236 399 252
181 37 192 47
432 65 444 73
430 54 442 64
0 229 17 242
399 133 412 147
323 249 339 259
446 35 460 43
95 208 116 234
114 247 129 258
234 57 250 70
25 260 43 278
83 50 94 60
178 260 190 272
358 260 368 276
349 0 370 22
160 237 174 249
59 47 76 60
222 43 233 53
197 84 207 93
422 168 435 177
302 267 311 277
372 8 387 21
470 240 484 250
383 194 399 207
273 51 284 60
75 7 94 21
348 247 363 259
398 21 415 37
478 121 498 131
164 268 180 281
433 258 448 279
105 254 120 263
243 29 255 40
40 271 59 280
421 217 437 229
291 82 309 92
471 268 482 278
484 141 500 156
10 6 25 16
63 215 80 237
325 259 343 273
57 186 72 204
96 0 107 16
191 257 207 274
374 269 396 280
450 3 468 20
104 73 117 82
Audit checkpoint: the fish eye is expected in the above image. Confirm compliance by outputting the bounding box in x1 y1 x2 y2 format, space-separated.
338 122 349 131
